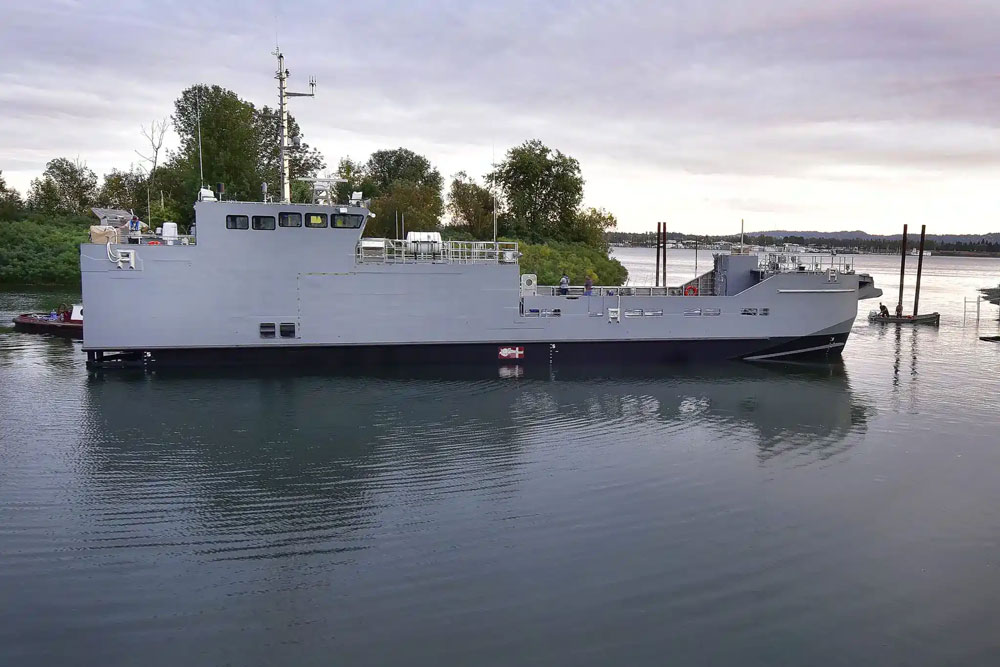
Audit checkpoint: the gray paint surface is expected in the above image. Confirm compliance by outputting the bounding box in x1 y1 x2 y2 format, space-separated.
81 200 870 352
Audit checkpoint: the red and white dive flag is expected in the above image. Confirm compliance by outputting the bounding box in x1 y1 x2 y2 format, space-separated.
498 346 525 360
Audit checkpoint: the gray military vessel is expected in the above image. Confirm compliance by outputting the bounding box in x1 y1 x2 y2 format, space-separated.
80 53 882 370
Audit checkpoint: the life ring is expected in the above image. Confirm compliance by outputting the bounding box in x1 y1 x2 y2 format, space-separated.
684 285 698 296
148 240 161 245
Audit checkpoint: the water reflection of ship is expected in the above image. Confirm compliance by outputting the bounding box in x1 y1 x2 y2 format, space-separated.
77 365 868 559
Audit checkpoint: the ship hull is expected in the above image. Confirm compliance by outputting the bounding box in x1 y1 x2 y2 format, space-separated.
86 331 849 369
81 201 872 371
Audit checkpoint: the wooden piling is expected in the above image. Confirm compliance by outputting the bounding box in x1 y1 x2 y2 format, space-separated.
913 224 927 316
655 222 661 287
662 223 667 284
897 224 908 314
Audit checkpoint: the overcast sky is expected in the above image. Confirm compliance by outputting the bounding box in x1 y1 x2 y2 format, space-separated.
2 0 999 234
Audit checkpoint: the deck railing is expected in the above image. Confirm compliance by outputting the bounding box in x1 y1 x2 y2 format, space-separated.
760 253 853 274
357 239 520 264
533 285 688 297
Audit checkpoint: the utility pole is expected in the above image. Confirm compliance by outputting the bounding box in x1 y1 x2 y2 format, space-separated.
274 48 316 203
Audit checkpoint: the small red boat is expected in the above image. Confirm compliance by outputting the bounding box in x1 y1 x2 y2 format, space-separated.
12 304 83 339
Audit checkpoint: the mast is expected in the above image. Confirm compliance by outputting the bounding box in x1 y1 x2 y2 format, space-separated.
273 49 315 203
492 144 498 245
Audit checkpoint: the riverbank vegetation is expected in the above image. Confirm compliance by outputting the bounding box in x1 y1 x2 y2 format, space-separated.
0 212 88 285
1 82 625 286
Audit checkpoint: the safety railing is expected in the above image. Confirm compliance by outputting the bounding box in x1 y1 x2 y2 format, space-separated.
533 285 697 297
357 239 519 264
759 253 853 275
134 233 196 246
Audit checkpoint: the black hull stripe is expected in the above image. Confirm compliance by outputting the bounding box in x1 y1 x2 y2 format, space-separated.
87 333 850 368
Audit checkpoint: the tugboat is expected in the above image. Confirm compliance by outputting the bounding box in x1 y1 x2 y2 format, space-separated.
12 304 83 339
79 52 884 370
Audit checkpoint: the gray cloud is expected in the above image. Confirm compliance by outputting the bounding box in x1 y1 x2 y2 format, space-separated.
2 0 999 232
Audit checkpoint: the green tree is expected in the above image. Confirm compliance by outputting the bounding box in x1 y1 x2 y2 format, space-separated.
27 157 98 214
517 241 628 286
447 171 495 239
363 148 442 197
333 157 365 203
0 170 23 220
147 157 197 226
170 84 325 207
0 213 90 285
568 207 617 250
98 168 147 214
367 180 443 237
350 148 444 236
487 140 584 244
254 106 325 196
172 85 262 202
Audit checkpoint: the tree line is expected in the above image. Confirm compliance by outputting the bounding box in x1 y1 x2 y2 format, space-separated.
1 82 626 286
604 230 1000 254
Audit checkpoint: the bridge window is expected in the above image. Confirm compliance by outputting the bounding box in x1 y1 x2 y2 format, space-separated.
332 213 364 228
279 212 302 227
226 215 248 230
252 215 275 230
305 213 328 228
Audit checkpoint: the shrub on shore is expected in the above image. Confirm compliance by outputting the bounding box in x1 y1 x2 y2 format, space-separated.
0 214 89 285
518 241 627 286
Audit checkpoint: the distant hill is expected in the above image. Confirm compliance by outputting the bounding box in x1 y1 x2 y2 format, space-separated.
756 230 1000 244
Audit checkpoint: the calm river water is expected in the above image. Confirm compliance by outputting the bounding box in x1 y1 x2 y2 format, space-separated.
2 250 1000 666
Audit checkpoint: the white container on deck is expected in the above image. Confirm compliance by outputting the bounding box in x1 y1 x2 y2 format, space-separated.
162 222 178 246
405 231 441 255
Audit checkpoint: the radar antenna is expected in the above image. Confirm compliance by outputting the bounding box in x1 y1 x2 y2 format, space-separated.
273 48 316 203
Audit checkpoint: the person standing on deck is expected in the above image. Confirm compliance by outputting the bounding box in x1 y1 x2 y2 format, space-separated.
584 276 593 296
559 273 570 295
127 215 142 244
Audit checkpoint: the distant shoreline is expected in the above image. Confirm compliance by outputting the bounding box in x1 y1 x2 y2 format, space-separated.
934 250 1000 258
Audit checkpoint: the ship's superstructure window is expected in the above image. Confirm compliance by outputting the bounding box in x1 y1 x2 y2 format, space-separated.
252 215 276 230
332 213 364 228
279 212 302 227
259 323 276 338
226 215 249 230
279 323 296 338
305 213 328 228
